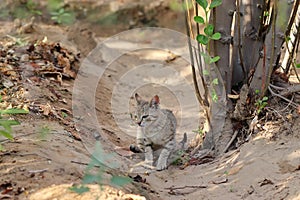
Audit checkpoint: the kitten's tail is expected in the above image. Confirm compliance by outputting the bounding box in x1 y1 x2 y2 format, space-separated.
178 132 187 150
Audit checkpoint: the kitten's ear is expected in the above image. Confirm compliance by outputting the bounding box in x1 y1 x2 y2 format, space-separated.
150 95 160 106
135 93 142 104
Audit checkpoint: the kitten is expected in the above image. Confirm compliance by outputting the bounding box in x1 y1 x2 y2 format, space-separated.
130 93 177 170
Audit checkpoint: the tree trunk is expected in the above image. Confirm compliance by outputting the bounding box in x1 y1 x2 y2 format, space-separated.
250 1 294 95
192 0 297 156
201 0 236 154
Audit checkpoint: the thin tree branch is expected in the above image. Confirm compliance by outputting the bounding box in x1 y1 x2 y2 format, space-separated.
236 0 246 80
285 0 299 39
268 86 299 108
283 3 300 73
279 84 300 96
266 2 277 94
223 130 239 153
195 1 203 74
183 0 208 107
165 185 207 190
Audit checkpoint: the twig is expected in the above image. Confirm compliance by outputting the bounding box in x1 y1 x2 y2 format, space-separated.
266 1 277 94
223 130 239 153
269 83 285 90
268 86 299 108
165 185 207 190
28 168 48 174
182 0 205 107
280 94 295 112
265 107 285 120
279 84 300 96
71 160 89 166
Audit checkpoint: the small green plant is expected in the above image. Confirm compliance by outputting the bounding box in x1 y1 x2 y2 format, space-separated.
194 0 222 54
194 0 222 103
6 35 29 46
255 96 268 115
61 111 68 118
25 0 42 16
192 127 204 137
70 142 131 195
50 8 75 24
47 0 75 24
0 99 29 150
171 150 189 166
11 0 42 19
229 186 235 192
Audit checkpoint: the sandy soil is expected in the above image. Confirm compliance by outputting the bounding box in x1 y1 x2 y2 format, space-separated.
0 1 300 200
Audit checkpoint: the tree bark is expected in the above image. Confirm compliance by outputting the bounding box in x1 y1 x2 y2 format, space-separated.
250 1 294 95
202 0 236 154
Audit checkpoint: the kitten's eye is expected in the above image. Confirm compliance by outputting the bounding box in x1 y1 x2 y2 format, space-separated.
130 113 137 120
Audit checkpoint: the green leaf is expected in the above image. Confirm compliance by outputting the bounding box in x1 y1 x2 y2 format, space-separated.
203 69 209 75
0 120 20 133
0 130 14 140
212 90 218 102
197 34 209 45
204 24 214 36
0 108 28 115
194 16 205 24
82 173 102 184
212 78 219 85
262 96 268 102
210 56 220 63
296 63 300 68
196 0 208 10
110 175 131 187
211 32 221 40
47 0 64 11
209 0 222 9
69 185 90 194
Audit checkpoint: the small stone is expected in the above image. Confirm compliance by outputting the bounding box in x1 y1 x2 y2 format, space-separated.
3 79 14 88
20 54 29 62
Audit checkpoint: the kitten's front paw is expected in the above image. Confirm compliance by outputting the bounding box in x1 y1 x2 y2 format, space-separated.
129 144 143 153
156 162 167 171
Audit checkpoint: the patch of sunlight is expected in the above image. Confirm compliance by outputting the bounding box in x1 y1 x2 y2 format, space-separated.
130 49 172 61
287 149 300 160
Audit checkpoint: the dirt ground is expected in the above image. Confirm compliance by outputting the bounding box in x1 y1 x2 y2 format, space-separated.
1 1 300 200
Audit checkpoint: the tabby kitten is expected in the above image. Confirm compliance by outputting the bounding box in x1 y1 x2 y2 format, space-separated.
130 93 177 170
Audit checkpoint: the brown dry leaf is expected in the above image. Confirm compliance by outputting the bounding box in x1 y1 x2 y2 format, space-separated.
57 54 76 78
40 103 52 116
298 105 300 114
68 129 81 141
165 52 179 63
259 178 273 186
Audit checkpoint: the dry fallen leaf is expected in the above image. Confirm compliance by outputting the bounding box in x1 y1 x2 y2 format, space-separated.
40 103 52 116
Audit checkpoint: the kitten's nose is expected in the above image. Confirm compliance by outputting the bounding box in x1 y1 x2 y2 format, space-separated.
137 120 145 127
137 120 142 126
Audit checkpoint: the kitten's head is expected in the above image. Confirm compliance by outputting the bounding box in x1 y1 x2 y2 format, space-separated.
134 93 160 127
